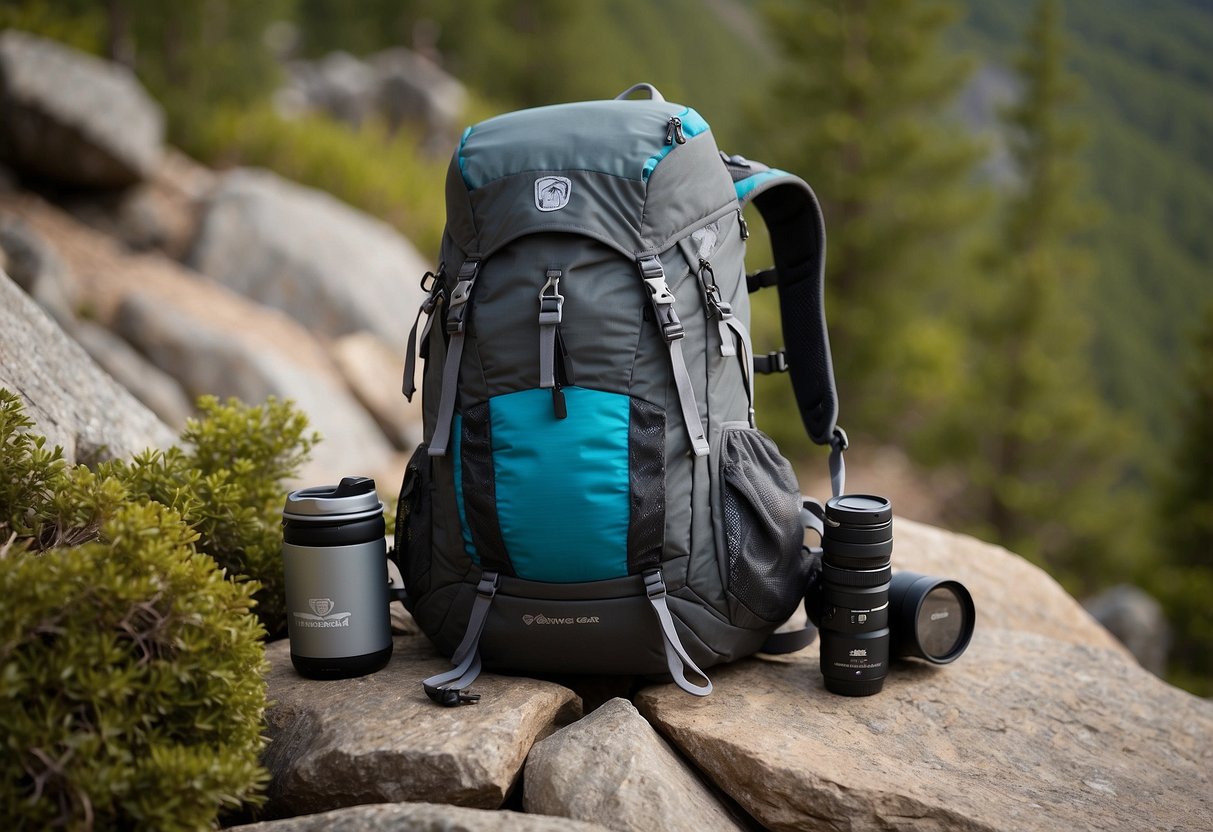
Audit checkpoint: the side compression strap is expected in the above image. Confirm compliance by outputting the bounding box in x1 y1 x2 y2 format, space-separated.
638 256 709 457
422 570 499 706
643 569 712 696
429 259 480 457
730 162 840 449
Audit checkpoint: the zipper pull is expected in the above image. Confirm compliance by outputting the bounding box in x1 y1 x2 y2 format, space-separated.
737 209 750 240
665 116 686 145
551 385 567 420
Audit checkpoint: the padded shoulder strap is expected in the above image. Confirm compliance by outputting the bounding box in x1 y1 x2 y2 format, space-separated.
726 156 840 448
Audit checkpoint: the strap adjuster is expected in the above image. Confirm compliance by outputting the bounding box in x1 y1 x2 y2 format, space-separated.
476 571 500 599
830 426 849 453
643 569 666 600
538 269 564 324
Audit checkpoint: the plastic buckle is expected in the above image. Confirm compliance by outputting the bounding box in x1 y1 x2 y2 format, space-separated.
644 276 676 306
476 570 500 599
831 426 849 453
538 271 564 324
427 686 481 707
660 315 685 342
768 351 788 372
643 569 666 600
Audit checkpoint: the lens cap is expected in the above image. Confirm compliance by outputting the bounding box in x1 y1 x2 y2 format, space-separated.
826 494 893 527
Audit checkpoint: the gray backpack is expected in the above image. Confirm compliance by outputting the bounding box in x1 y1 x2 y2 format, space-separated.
395 84 847 705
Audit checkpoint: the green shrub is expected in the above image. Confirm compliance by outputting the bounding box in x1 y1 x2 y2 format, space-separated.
0 391 269 830
114 395 318 638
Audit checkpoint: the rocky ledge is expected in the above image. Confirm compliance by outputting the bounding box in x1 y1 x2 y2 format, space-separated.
239 519 1212 831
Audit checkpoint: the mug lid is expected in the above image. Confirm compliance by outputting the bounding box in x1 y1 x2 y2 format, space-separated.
284 476 383 520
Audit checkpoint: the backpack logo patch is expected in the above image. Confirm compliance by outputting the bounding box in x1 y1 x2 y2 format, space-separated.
535 176 572 211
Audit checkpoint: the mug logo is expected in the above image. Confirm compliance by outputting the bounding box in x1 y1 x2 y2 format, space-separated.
535 176 572 212
293 598 352 628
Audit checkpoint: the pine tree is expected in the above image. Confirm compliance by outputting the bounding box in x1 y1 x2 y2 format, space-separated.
757 0 987 445
954 0 1137 587
1150 304 1213 695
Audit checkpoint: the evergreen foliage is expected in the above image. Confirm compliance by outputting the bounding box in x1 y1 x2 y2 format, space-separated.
756 0 988 448
1150 305 1213 696
945 0 1139 587
0 391 269 830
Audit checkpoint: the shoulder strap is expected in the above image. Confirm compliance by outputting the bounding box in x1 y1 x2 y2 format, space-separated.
724 155 843 454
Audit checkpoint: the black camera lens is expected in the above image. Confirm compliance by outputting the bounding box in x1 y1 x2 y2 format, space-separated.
889 572 975 664
818 494 893 697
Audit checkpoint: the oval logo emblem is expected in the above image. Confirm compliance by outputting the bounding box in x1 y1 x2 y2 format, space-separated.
309 598 334 617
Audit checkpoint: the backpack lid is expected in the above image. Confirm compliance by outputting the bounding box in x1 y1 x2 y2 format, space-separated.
445 98 738 258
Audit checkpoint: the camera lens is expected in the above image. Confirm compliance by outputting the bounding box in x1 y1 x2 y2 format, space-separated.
817 494 893 697
889 572 975 664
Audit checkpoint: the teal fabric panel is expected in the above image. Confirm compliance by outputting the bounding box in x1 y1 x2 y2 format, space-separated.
491 387 630 582
734 168 789 202
642 106 710 181
459 99 709 188
451 414 479 563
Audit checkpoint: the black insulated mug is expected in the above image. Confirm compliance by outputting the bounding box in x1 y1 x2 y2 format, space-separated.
818 494 893 696
283 476 392 679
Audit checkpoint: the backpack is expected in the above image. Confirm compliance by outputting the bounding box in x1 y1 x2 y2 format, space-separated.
394 83 847 705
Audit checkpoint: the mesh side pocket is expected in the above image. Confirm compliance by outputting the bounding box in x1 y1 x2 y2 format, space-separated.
394 442 433 609
721 428 806 622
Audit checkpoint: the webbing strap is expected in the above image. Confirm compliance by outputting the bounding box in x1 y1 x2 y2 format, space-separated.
638 256 709 457
422 570 499 706
429 259 479 457
721 316 756 427
643 569 712 696
537 269 563 389
829 427 848 498
402 274 444 401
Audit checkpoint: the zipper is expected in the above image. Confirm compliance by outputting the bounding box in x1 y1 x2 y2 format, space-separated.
737 209 750 240
665 116 686 145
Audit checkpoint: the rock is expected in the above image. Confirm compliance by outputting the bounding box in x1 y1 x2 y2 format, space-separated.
58 148 211 257
0 268 175 464
112 289 399 489
0 214 76 325
0 30 163 187
0 191 400 487
524 697 747 832
277 48 466 152
893 518 1125 652
282 51 378 128
229 801 611 832
370 47 466 151
260 634 581 817
635 520 1213 832
332 331 422 450
187 168 428 349
68 318 193 429
1083 584 1170 676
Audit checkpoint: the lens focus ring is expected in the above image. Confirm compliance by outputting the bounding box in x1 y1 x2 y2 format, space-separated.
822 561 892 588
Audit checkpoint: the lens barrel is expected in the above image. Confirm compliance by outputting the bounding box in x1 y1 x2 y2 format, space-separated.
889 571 975 664
818 495 893 696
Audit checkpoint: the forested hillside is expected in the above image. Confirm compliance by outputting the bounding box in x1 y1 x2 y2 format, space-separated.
960 0 1213 450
